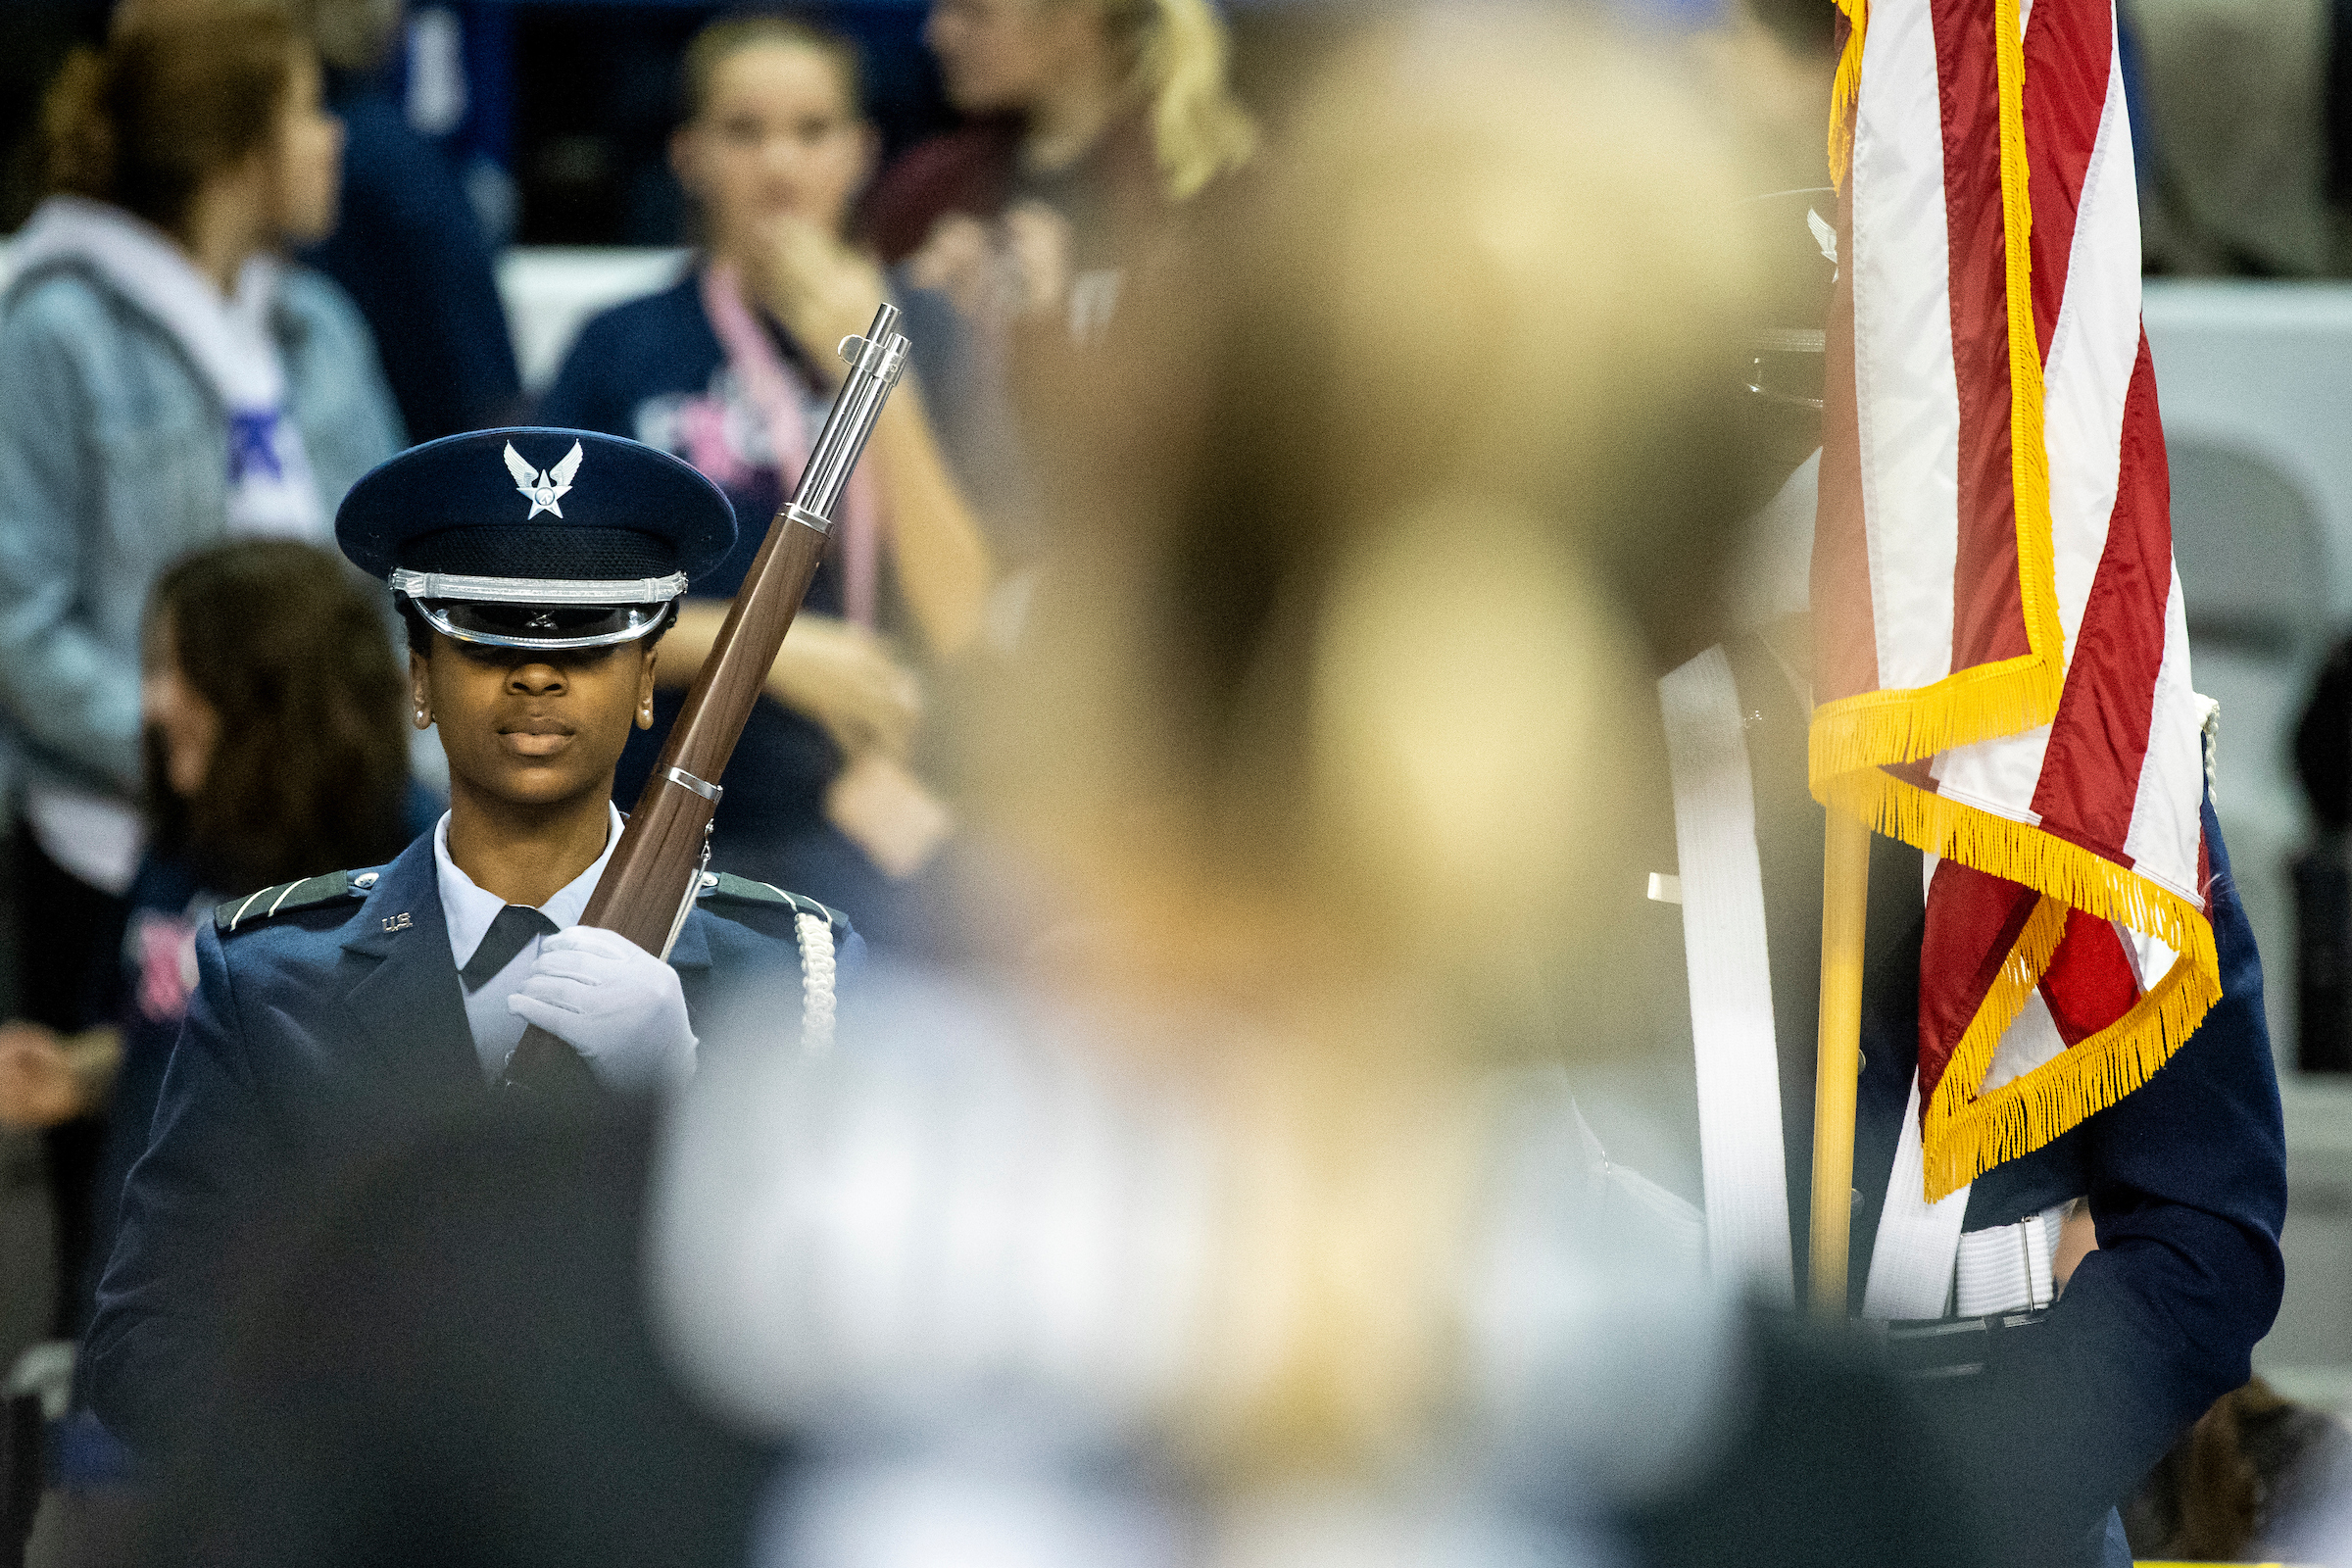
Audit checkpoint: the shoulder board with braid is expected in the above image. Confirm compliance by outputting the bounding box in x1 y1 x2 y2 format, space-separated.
215 869 371 932
695 872 847 931
697 872 844 1054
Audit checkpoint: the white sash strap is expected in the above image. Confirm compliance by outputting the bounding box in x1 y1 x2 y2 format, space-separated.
1861 1070 1969 1319
1660 646 1794 1303
1865 1068 2073 1319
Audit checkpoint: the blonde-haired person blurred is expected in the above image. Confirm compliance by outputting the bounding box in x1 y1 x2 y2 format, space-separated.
653 10 1977 1568
862 0 1255 340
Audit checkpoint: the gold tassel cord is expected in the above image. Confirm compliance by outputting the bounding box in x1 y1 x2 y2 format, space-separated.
1992 0 2065 675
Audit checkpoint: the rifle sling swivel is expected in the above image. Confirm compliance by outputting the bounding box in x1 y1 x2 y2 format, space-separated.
662 766 723 804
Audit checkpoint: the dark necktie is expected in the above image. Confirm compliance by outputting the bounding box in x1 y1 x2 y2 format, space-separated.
461 905 557 992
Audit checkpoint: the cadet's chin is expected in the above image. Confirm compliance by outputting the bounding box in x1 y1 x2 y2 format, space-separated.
455 741 619 812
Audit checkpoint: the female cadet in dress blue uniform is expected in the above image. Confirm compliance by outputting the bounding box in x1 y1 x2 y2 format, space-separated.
81 428 856 1458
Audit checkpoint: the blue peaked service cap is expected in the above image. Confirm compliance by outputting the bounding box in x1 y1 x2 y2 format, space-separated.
337 428 736 652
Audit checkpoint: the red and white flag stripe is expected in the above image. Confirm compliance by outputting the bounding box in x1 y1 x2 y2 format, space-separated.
1814 0 2219 1201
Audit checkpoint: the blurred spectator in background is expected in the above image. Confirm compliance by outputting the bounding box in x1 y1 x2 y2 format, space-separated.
0 4 399 1345
0 541 417 1533
2123 1377 2352 1561
2132 0 2331 274
301 0 525 441
2294 631 2352 1072
538 15 994 956
0 1 109 231
119 0 522 440
862 0 1255 340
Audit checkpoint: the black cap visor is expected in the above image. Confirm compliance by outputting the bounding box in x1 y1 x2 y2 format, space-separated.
393 568 686 651
414 598 673 651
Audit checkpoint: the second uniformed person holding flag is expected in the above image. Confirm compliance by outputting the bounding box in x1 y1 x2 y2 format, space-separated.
84 428 856 1457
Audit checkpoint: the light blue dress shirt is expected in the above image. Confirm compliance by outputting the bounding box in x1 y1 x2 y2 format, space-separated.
431 803 622 1078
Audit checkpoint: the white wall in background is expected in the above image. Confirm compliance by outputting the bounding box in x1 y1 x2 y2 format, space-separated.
498 247 690 395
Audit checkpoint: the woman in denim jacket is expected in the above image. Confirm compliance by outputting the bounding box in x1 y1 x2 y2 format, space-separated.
0 8 400 1332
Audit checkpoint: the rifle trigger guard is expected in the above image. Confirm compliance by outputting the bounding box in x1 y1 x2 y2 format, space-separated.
662 766 723 803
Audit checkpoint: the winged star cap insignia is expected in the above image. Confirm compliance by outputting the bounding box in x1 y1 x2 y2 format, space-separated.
504 440 583 520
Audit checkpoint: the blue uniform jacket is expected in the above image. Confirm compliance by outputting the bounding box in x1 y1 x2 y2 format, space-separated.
82 831 858 1456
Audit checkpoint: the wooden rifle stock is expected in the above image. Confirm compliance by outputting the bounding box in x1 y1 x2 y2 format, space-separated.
504 304 911 1091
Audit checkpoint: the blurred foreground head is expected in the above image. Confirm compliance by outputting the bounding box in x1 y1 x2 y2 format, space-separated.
659 0 1780 1521
980 4 1768 1052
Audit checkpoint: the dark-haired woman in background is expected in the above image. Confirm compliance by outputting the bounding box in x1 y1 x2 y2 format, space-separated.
539 16 993 955
0 541 422 1420
0 7 401 1344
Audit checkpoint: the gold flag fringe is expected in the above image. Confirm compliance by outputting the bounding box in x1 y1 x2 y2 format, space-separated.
1922 934 2220 1201
1827 0 1870 191
1918 895 2065 1198
1936 896 2072 1108
1822 769 2218 964
1819 766 2223 1201
1809 652 2060 783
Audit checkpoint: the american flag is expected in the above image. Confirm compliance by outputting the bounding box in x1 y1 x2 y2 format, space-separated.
1814 0 2220 1201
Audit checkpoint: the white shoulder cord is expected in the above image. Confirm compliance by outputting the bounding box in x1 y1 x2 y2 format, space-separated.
795 909 837 1056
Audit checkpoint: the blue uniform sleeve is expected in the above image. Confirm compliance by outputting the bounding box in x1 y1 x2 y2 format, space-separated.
1935 798 2287 1563
83 922 283 1456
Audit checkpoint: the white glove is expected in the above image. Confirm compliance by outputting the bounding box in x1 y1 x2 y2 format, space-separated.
509 926 697 1092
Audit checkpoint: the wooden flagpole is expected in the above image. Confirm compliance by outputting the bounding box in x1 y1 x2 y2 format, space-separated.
1808 808 1872 1314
